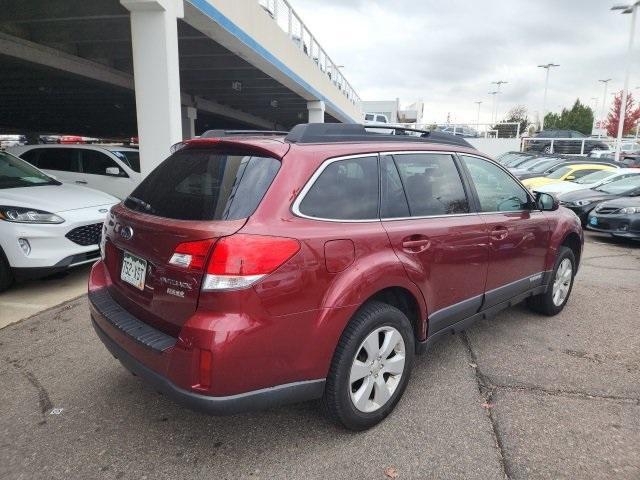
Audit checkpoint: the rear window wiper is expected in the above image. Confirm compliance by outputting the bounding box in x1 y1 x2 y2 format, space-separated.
126 196 154 213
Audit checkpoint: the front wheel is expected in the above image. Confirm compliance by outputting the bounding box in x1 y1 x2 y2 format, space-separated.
322 301 415 430
542 144 552 154
527 246 575 316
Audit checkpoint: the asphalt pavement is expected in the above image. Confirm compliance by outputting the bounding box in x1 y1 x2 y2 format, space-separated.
1 232 639 480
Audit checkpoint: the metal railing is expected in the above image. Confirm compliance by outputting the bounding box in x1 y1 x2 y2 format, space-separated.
520 137 602 156
395 122 522 139
258 0 360 105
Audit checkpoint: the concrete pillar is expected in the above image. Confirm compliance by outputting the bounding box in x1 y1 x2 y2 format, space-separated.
121 0 184 177
307 100 325 123
182 106 197 140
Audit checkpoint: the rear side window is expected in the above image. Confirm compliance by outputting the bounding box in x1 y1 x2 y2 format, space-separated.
392 153 469 216
297 155 378 220
380 155 410 218
125 149 280 221
34 148 80 172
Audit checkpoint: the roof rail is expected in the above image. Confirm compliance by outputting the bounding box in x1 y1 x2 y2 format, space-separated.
284 123 474 148
200 130 289 138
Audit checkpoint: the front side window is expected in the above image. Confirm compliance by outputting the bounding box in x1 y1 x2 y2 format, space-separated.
81 150 120 175
392 153 469 216
125 148 280 221
298 156 378 220
461 155 530 212
111 150 141 172
365 114 374 121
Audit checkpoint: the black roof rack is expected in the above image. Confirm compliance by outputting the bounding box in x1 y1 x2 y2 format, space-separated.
284 123 475 148
200 129 289 138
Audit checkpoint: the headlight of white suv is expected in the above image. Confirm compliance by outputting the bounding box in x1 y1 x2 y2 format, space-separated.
0 206 64 224
620 207 639 215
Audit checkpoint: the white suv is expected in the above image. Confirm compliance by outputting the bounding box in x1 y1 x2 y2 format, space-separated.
9 144 141 199
0 151 118 291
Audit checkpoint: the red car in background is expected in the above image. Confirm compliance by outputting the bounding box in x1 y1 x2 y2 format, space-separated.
89 124 583 430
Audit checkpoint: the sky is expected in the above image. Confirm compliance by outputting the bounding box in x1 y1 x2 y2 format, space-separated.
290 0 639 125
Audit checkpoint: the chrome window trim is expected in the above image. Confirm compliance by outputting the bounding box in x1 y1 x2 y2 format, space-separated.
291 150 543 223
291 153 381 223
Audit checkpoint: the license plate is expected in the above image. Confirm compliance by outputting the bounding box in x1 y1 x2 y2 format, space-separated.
589 216 598 226
121 251 147 290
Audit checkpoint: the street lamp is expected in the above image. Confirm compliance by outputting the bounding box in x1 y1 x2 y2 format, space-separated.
491 80 508 123
488 91 500 125
598 78 612 138
611 1 639 161
474 101 482 130
538 63 559 130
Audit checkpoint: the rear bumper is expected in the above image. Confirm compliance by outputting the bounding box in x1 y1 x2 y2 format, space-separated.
88 284 326 415
91 314 325 415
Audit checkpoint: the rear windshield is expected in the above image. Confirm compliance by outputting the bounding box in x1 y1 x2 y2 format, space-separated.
124 148 280 221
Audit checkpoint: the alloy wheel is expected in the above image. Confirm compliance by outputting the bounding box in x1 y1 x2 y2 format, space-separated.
552 258 573 306
349 327 406 413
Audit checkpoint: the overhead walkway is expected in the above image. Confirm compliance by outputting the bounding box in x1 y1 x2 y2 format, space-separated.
0 0 361 174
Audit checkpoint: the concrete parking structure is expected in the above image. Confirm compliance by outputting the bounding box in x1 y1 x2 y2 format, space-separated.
1 232 638 479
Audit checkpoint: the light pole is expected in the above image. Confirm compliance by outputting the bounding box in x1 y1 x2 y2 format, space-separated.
492 80 507 123
474 101 482 130
488 91 499 125
591 97 600 133
538 63 560 130
598 78 612 138
611 2 639 161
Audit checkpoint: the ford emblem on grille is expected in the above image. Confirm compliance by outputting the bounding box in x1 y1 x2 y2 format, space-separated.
120 226 134 240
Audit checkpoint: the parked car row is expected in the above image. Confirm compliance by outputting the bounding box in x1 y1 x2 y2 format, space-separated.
496 150 640 240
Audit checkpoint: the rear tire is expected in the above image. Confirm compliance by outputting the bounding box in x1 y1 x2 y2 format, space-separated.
542 145 552 154
322 301 415 431
526 246 575 316
0 247 14 293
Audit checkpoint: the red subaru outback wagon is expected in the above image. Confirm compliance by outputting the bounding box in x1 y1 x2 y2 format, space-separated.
89 124 583 430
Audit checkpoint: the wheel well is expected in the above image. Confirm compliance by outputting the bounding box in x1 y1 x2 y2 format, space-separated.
369 287 422 340
561 232 582 268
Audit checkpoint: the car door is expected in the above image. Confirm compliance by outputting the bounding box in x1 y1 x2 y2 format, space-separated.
459 154 551 308
79 149 133 199
380 152 489 335
28 148 82 185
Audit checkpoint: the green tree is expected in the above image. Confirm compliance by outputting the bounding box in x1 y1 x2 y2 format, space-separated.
543 99 594 135
493 105 530 137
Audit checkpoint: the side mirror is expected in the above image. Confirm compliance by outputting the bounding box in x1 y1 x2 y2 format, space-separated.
565 175 576 181
536 192 559 211
105 166 122 176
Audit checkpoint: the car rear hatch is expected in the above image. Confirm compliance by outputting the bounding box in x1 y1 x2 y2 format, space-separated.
103 143 284 336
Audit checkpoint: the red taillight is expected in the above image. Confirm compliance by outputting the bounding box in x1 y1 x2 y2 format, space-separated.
202 234 300 290
198 349 212 389
169 239 214 271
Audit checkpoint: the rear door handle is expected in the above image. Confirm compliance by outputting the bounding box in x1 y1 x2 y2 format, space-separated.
75 180 88 184
490 226 509 241
402 235 431 253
